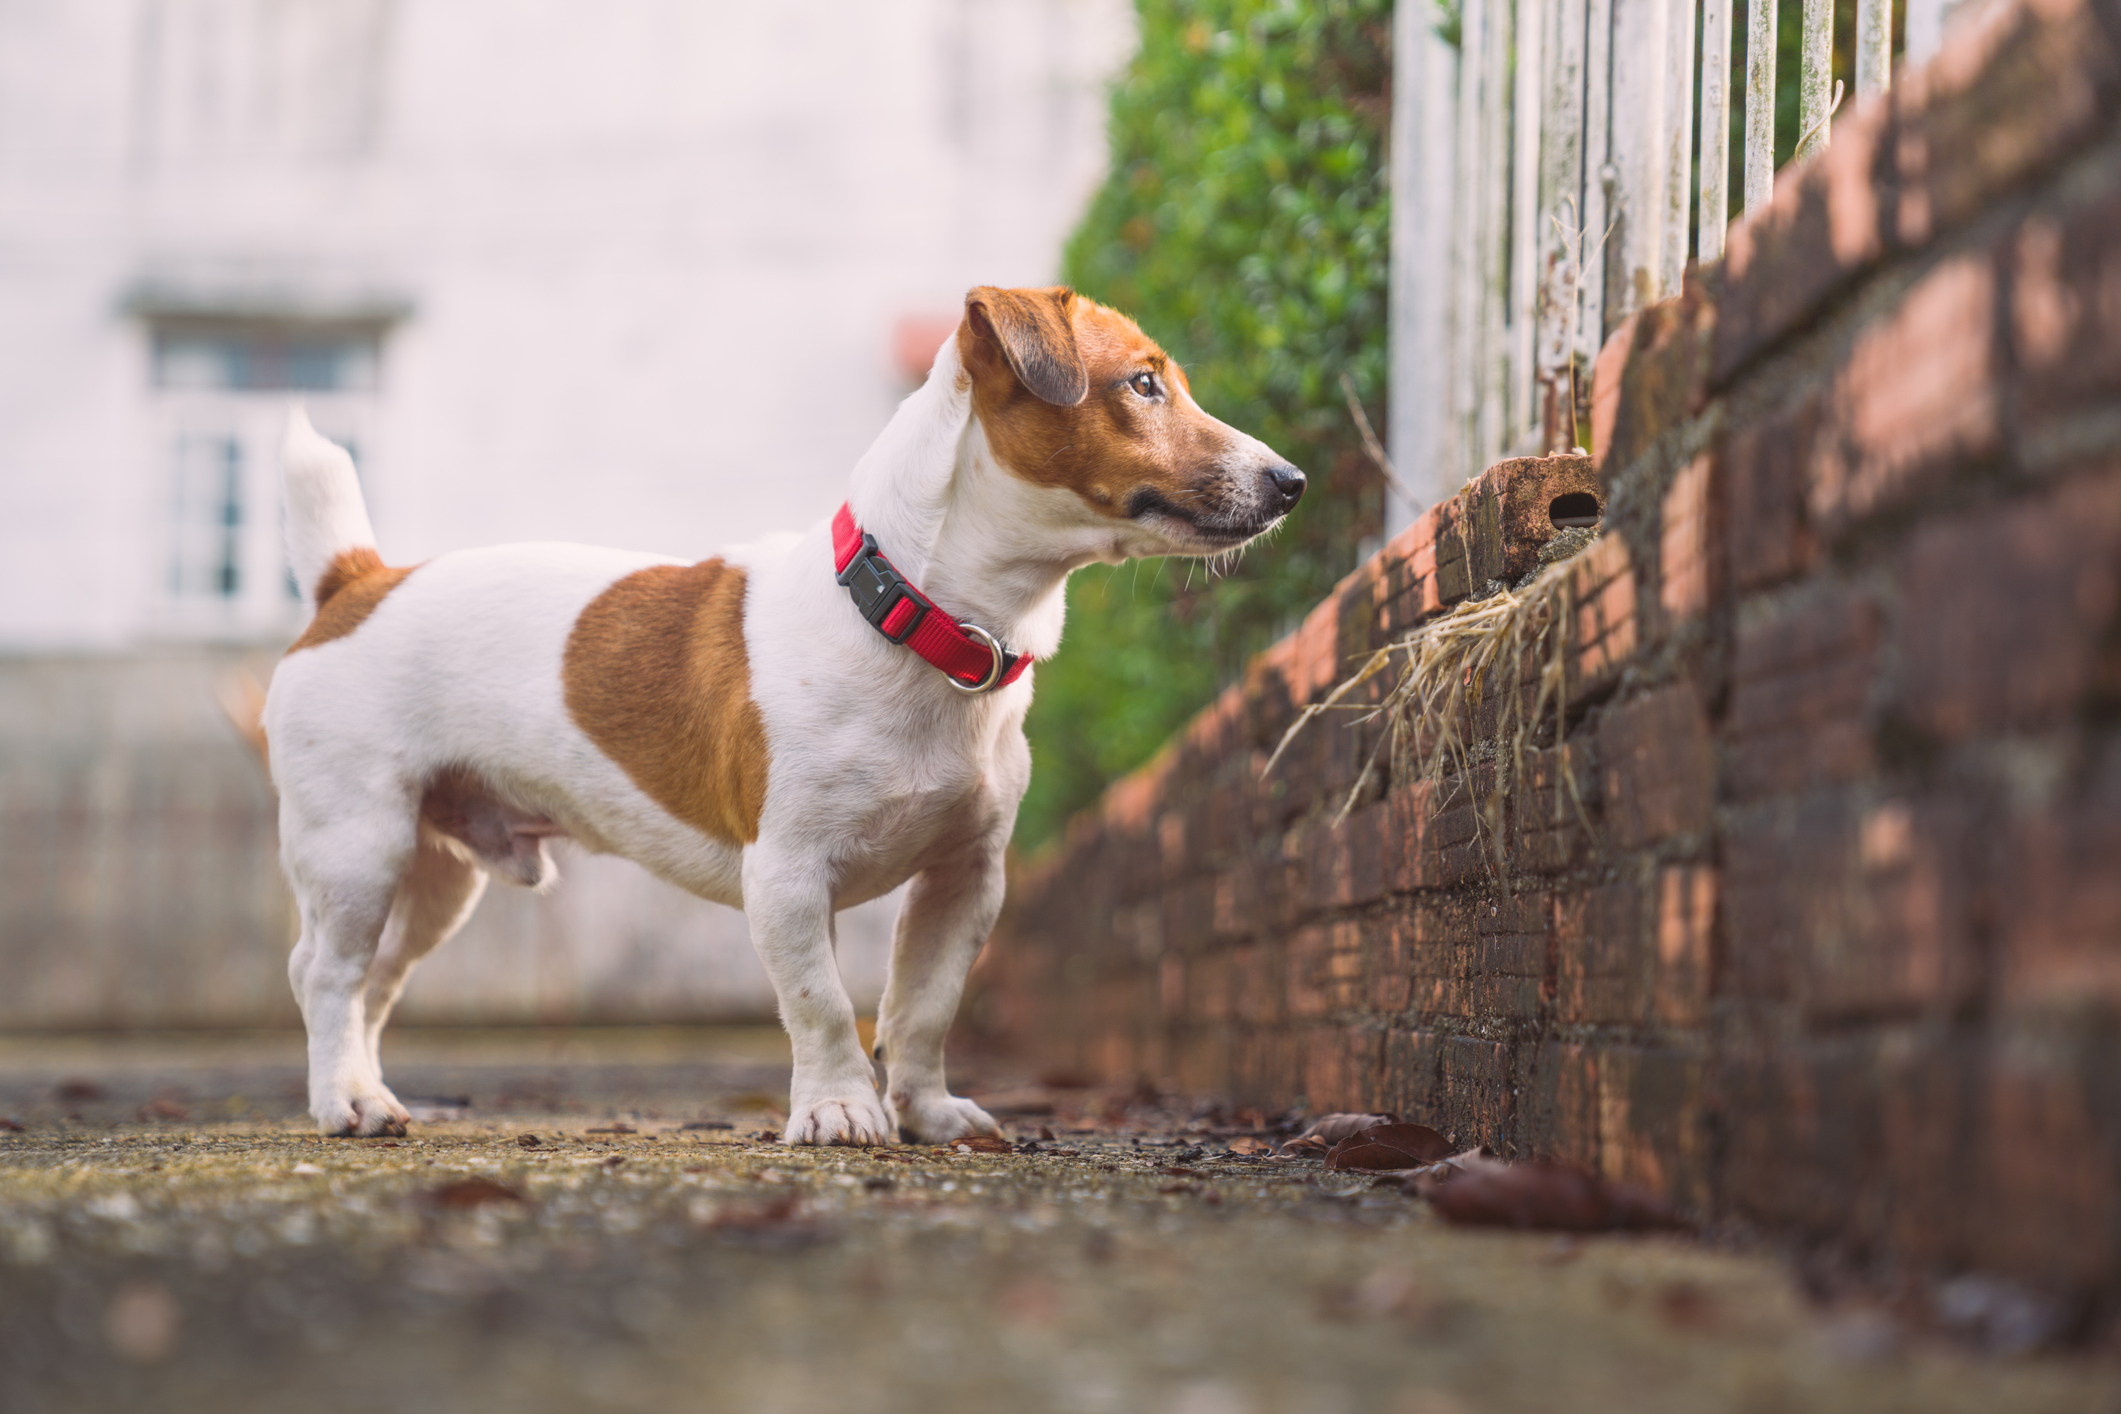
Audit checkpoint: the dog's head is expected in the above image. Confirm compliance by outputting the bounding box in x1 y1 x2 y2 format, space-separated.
957 286 1303 559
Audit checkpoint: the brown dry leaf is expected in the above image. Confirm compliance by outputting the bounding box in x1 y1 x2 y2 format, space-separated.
1225 1136 1272 1156
1324 1123 1456 1172
947 1133 1013 1155
55 1079 105 1102
423 1177 530 1211
585 1122 635 1135
134 1099 191 1122
0 1117 23 1133
1424 1159 1684 1232
516 1133 541 1148
1294 1113 1396 1146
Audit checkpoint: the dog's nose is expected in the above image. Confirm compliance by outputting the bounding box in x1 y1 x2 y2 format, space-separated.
1265 464 1306 510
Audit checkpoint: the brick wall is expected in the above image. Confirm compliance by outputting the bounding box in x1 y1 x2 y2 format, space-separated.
978 0 2121 1302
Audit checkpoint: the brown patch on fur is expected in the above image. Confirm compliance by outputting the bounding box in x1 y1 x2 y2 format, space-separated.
960 287 1248 528
288 548 416 653
562 559 769 845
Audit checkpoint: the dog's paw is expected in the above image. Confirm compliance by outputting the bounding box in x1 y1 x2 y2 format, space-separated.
314 1088 410 1138
895 1092 1002 1145
783 1093 895 1146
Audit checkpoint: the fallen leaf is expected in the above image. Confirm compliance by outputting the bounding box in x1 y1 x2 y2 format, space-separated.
947 1133 1013 1155
1324 1123 1456 1172
516 1133 541 1148
55 1079 106 1102
681 1120 734 1131
585 1123 635 1135
863 1175 896 1192
1423 1160 1683 1232
0 1117 26 1132
1158 1182 1201 1196
423 1177 529 1211
601 1156 626 1171
1294 1112 1395 1145
1226 1136 1272 1156
135 1098 191 1122
749 1130 779 1143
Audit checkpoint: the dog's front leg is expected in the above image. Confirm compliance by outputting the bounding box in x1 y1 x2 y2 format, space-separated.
873 847 1006 1144
743 846 895 1145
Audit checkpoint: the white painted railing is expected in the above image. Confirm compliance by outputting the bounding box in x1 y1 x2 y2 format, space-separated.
1385 0 1986 530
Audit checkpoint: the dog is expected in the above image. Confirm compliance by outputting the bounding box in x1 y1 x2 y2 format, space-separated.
265 285 1303 1143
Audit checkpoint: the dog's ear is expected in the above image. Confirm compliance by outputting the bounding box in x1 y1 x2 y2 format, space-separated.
963 287 1088 407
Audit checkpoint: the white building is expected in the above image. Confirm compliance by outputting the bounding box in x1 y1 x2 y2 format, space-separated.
0 0 1132 1027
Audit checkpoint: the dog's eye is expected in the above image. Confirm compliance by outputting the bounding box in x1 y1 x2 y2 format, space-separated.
1129 372 1159 399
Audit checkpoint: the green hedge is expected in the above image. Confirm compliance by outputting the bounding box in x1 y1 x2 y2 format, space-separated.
1017 0 1395 850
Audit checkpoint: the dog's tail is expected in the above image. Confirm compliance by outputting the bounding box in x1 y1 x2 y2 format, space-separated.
281 406 378 600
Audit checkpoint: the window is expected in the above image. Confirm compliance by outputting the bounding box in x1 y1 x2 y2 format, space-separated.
168 433 244 601
153 325 379 393
144 316 387 639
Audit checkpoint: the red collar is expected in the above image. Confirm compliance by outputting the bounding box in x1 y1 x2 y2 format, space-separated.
832 503 1032 692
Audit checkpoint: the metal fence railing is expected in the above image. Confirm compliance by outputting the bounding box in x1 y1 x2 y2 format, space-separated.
1386 0 1982 529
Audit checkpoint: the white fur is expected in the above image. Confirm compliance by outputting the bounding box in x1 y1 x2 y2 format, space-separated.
267 327 1289 1143
280 405 379 598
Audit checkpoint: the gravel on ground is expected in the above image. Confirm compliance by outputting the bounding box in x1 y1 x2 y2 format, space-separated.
0 1028 2114 1414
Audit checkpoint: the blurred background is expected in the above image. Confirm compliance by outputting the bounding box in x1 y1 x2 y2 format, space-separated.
0 0 1413 1035
0 0 1142 1028
0 0 1933 1033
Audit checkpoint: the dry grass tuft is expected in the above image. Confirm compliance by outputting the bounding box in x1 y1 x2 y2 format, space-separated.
1264 547 1596 884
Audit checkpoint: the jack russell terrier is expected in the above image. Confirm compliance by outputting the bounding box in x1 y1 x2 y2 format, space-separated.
266 285 1303 1144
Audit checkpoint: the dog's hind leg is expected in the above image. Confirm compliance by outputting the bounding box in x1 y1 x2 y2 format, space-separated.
283 794 420 1137
873 846 1007 1144
361 837 488 1084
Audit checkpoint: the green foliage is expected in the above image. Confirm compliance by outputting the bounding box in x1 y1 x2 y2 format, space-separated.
1017 0 1394 850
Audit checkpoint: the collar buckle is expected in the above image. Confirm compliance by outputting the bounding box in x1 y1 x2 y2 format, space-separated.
834 533 931 644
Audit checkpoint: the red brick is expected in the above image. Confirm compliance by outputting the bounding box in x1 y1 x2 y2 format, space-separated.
1719 392 1823 591
1433 1036 1513 1147
1557 877 1648 1025
2012 183 2121 425
1570 533 1639 686
1975 1028 2121 1288
1725 796 1978 1019
1380 1027 1441 1122
1712 92 1889 386
1597 282 1717 479
1598 682 1715 848
1893 467 2121 741
1511 742 1599 873
1890 0 2120 247
1807 252 2000 542
1301 1024 1382 1114
1597 1048 1711 1210
1726 580 1881 801
1589 315 1637 471
1655 865 1717 1026
1999 759 2121 1010
1659 455 1716 622
1528 1042 1602 1169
